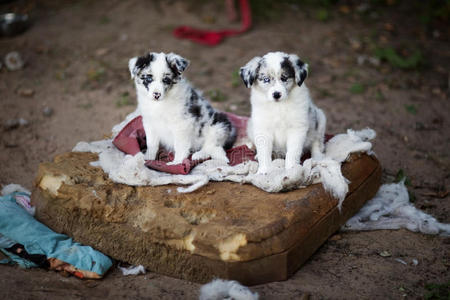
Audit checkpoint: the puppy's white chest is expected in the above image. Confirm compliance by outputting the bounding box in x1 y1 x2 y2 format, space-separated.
140 101 181 145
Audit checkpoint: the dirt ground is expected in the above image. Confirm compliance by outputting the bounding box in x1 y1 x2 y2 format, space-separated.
0 0 449 299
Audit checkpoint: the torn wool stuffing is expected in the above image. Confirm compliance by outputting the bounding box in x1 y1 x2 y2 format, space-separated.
199 279 259 300
343 180 450 236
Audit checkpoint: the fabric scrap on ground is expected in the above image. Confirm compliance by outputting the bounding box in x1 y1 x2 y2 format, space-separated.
199 279 259 300
343 180 450 236
0 234 16 249
0 188 113 277
0 248 38 268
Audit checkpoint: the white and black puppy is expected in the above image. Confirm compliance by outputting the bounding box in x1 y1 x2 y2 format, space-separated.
240 51 326 174
129 52 236 165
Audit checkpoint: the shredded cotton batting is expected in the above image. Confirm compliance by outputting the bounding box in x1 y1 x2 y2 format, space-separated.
118 264 146 276
199 279 259 300
1 184 31 196
73 118 376 206
343 180 450 236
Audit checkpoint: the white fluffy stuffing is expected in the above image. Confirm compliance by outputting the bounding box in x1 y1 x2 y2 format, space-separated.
1 183 30 196
73 127 375 199
343 180 450 236
325 128 376 162
73 140 210 192
199 279 259 300
303 158 350 209
118 264 146 276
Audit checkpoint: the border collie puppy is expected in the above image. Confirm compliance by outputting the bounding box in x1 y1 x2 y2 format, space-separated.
240 51 326 174
129 52 236 165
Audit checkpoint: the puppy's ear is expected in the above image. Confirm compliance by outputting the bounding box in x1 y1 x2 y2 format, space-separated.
288 54 308 87
128 57 138 79
239 56 261 88
129 53 155 79
166 53 190 75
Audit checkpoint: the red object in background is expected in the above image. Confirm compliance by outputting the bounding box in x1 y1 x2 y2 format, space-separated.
173 0 251 46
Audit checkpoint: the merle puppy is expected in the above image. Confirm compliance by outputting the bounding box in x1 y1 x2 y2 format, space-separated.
129 52 236 165
240 51 326 174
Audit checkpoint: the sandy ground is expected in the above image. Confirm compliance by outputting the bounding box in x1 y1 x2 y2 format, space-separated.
0 0 449 299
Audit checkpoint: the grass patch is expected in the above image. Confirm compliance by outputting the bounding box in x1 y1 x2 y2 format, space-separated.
208 89 228 102
78 102 93 110
316 8 330 21
248 0 282 21
116 92 134 108
317 87 333 97
86 67 106 82
404 104 417 115
396 168 415 201
395 169 411 186
349 83 365 94
416 0 450 25
55 71 68 81
231 69 241 88
375 90 386 101
424 282 450 300
374 47 423 70
99 16 110 25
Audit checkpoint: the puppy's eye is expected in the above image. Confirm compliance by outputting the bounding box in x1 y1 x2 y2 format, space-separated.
141 75 153 84
162 77 172 85
281 76 288 82
263 77 270 83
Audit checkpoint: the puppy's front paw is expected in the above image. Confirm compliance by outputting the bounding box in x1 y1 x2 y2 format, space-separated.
285 160 297 170
257 165 269 175
192 151 210 161
210 152 229 164
311 152 324 161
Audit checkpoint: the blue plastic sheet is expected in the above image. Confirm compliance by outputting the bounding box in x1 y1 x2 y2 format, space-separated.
0 192 112 276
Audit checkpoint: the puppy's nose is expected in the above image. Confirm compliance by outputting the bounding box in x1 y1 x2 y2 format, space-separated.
153 92 161 99
273 91 281 100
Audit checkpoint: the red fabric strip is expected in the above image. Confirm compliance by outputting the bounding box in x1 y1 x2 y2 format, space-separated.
173 0 252 46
